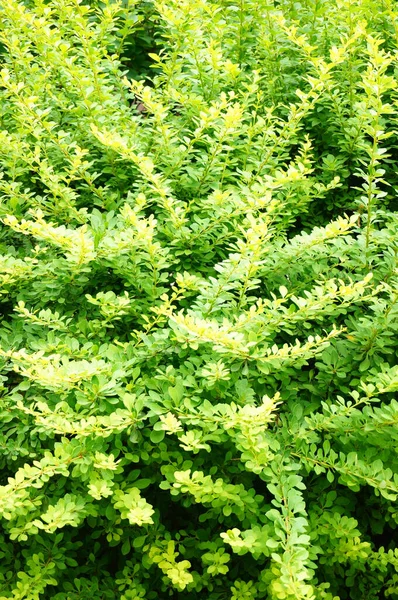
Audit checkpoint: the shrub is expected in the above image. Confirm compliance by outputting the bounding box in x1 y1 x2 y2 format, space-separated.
0 0 398 598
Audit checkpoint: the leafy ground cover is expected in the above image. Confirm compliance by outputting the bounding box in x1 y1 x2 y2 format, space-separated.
0 0 398 598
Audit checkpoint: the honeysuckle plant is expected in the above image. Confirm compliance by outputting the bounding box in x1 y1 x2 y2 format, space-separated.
0 0 398 599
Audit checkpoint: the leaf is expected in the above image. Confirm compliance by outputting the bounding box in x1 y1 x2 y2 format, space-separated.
150 429 166 443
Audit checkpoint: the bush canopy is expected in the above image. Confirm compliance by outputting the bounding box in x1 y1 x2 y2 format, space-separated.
0 0 398 599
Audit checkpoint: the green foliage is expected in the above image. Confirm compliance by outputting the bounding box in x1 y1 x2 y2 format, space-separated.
0 0 398 598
